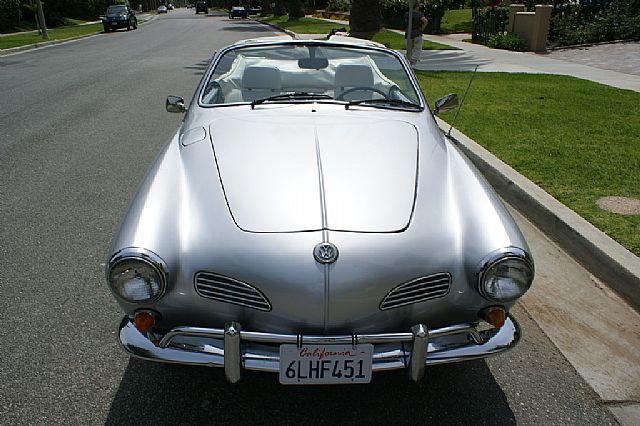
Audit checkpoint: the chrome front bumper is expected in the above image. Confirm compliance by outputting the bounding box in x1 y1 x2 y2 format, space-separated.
118 316 521 383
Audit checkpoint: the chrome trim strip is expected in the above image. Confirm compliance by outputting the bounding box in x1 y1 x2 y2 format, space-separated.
194 272 272 312
118 316 521 380
197 40 427 110
380 273 452 310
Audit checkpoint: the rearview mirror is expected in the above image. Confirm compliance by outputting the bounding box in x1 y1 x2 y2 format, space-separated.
166 95 186 113
298 57 329 70
434 93 458 115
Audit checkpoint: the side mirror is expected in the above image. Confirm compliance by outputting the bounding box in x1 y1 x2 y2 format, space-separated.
166 95 186 113
434 93 458 115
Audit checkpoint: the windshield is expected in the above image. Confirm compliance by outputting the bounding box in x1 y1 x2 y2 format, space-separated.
201 43 421 108
107 5 127 14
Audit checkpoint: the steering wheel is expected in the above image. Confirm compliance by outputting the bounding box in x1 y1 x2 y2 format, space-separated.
337 86 389 101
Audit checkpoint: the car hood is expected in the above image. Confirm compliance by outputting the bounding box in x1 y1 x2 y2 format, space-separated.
210 115 418 233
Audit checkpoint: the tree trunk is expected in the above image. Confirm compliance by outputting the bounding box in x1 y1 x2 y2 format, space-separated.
274 0 285 16
349 0 381 38
286 0 304 17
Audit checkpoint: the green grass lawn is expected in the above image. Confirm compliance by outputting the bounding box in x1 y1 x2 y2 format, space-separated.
0 23 103 50
416 71 640 256
440 8 472 34
258 15 455 50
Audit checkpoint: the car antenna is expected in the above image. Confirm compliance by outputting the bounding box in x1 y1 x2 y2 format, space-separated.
448 65 479 137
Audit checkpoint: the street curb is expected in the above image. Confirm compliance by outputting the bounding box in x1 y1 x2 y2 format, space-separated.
0 32 101 55
252 18 298 39
437 117 640 311
0 14 158 56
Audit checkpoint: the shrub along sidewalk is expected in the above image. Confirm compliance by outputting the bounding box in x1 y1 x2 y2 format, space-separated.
417 71 640 256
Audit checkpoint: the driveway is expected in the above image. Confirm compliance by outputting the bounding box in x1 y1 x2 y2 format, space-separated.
545 40 640 76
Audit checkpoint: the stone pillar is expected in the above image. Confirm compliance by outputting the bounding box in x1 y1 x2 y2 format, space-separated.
509 4 525 34
531 5 553 52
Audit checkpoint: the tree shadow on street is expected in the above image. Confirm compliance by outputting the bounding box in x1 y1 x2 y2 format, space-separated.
184 59 211 76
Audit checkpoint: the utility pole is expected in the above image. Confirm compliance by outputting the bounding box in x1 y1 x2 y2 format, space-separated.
35 0 49 40
406 0 414 59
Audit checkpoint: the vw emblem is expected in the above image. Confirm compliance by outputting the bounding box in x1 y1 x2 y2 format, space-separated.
313 242 339 264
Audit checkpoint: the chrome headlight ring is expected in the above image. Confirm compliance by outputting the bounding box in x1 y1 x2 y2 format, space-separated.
106 247 168 304
477 247 534 303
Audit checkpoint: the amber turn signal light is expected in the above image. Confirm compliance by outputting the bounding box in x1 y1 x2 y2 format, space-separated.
134 311 156 333
481 306 506 328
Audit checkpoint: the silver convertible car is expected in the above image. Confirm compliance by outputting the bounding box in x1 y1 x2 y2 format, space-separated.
107 35 534 385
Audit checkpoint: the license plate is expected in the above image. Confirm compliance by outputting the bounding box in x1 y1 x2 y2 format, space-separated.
111 22 117 26
279 344 373 384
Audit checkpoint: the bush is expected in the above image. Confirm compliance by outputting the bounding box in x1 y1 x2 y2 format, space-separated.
0 0 21 32
487 32 526 50
549 0 640 46
326 0 350 12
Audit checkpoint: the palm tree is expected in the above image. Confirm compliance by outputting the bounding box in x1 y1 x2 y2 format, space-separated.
349 0 381 38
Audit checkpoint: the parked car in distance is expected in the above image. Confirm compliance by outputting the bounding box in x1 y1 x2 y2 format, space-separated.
247 6 262 14
195 1 208 14
108 36 535 385
158 5 168 13
186 3 192 8
229 6 248 18
102 4 137 32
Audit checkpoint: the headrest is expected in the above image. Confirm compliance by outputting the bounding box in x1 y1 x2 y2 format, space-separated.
242 66 282 90
335 64 374 88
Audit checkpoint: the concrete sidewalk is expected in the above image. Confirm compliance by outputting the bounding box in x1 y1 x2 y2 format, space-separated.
413 33 640 92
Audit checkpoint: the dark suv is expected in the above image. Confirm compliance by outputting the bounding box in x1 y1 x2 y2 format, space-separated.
102 5 137 32
228 6 248 18
195 2 208 14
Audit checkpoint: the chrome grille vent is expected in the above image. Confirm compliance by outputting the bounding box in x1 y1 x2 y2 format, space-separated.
380 273 451 310
195 272 271 312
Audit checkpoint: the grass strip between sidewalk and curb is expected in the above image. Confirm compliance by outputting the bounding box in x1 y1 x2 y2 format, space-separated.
416 71 640 256
257 15 456 50
0 23 104 50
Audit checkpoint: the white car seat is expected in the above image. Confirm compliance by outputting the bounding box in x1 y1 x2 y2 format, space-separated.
242 66 282 102
334 64 374 101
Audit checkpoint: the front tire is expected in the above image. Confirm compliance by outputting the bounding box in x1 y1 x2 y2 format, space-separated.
133 19 138 29
104 25 110 33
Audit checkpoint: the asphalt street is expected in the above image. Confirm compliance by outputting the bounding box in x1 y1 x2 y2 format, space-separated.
0 9 617 425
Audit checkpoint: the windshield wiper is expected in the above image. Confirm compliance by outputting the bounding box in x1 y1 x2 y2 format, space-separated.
346 98 423 111
251 92 334 108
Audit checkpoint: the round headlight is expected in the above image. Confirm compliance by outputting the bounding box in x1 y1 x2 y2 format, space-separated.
107 249 167 303
478 249 534 302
